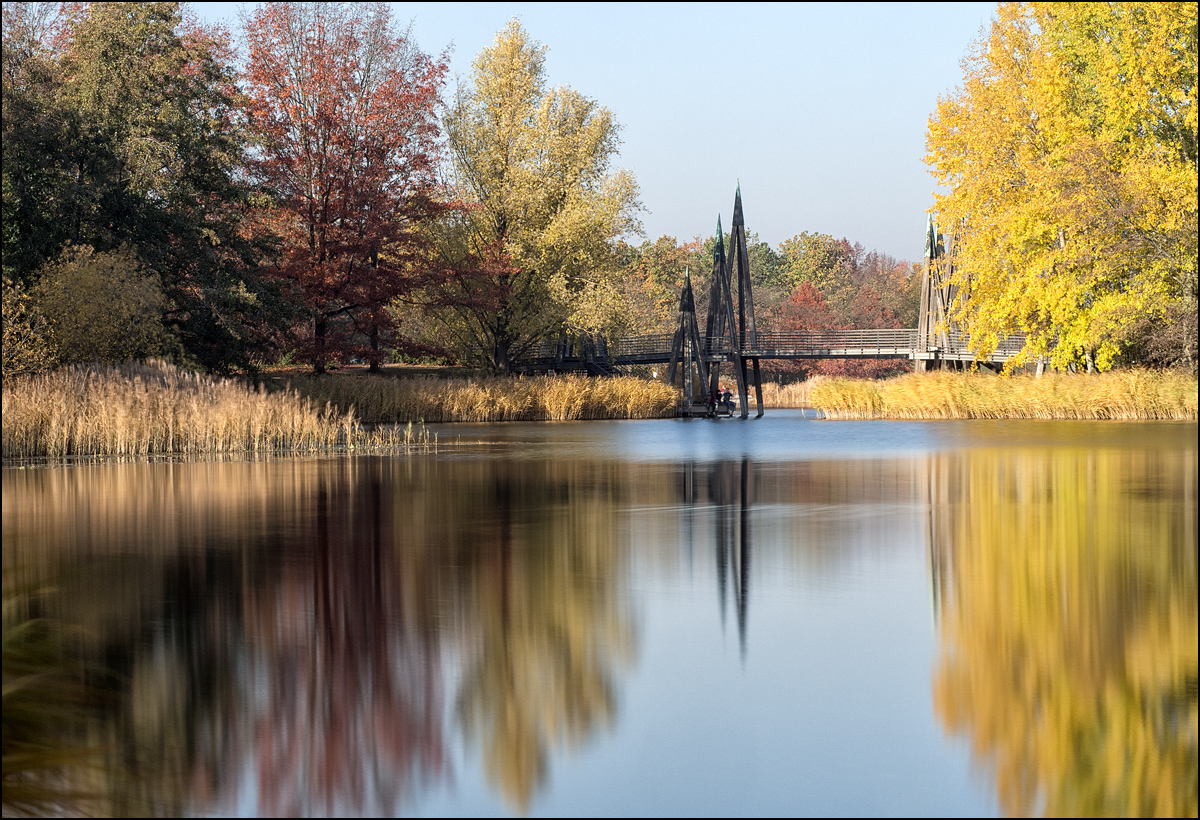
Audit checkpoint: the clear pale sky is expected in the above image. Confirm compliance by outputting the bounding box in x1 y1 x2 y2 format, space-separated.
190 1 997 262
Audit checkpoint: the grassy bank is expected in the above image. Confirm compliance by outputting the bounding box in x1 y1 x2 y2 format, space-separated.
1 361 377 460
809 369 1198 420
281 372 678 423
1 363 679 460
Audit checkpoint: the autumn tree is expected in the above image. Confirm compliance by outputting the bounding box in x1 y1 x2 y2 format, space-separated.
33 244 165 364
1 278 53 379
854 251 921 329
926 2 1198 371
429 20 642 372
3 2 283 372
612 235 704 335
775 282 836 333
244 2 447 372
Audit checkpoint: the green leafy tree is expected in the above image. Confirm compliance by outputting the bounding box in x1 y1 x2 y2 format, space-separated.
777 233 847 292
33 244 165 364
3 2 287 372
2 2 74 284
430 20 642 371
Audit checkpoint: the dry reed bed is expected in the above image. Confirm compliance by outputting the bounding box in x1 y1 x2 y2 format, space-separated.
2 364 679 460
758 379 823 408
286 372 679 423
810 370 1198 420
2 361 363 459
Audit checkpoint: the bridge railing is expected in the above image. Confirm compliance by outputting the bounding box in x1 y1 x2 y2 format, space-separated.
510 328 1030 364
736 329 918 353
609 333 677 357
937 331 1027 357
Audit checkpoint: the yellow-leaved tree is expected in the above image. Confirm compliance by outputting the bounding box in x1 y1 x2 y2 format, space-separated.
925 2 1197 371
426 20 642 372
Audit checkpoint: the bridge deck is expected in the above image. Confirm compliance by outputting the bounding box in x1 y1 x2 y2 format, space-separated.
512 329 1026 373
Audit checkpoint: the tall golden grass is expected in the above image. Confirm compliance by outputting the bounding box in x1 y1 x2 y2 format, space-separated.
1 363 679 460
1 360 363 460
757 379 824 408
283 373 678 423
811 369 1198 420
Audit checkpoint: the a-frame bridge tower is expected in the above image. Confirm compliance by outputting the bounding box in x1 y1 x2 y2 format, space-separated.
916 215 967 372
669 186 764 418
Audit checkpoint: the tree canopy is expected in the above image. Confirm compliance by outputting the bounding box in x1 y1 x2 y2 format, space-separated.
428 20 642 372
2 1 287 372
244 2 448 372
926 2 1198 371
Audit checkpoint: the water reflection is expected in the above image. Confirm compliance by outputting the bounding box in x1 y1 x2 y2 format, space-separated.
696 460 754 655
3 423 1196 816
929 446 1198 817
238 466 447 816
2 457 646 815
422 462 638 811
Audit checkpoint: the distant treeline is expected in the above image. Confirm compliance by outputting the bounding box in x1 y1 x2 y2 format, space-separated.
2 3 1195 381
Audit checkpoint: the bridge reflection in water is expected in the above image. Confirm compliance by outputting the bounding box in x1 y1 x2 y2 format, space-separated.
674 445 1195 817
679 459 756 657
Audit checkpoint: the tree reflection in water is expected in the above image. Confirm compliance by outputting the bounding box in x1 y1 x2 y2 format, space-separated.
238 462 447 816
407 461 638 812
2 457 647 815
3 459 452 816
930 447 1198 817
4 438 1195 816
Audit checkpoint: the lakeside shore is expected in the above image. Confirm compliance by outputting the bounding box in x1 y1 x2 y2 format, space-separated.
810 370 1197 420
3 362 1195 460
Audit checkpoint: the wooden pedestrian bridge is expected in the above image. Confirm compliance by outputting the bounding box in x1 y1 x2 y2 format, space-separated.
513 187 1028 419
512 328 1026 374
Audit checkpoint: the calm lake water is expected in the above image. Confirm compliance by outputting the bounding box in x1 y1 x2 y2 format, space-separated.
3 413 1196 817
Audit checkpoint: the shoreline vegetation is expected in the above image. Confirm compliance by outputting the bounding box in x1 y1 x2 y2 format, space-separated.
2 362 1196 461
0 361 681 461
1 361 430 461
284 370 679 424
810 370 1197 420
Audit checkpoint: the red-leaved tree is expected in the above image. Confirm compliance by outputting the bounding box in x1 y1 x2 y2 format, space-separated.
244 2 447 371
775 281 836 332
768 278 909 380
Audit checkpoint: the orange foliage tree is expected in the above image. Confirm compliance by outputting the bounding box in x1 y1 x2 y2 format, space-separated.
244 2 448 371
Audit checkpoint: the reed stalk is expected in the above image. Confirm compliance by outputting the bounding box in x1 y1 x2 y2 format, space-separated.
280 373 678 423
810 370 1198 420
757 379 823 408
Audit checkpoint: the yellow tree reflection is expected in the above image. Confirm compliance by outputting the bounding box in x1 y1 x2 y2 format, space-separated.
414 461 638 812
932 447 1197 816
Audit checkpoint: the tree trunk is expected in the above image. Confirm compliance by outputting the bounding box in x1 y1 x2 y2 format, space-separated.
313 316 327 374
368 325 382 373
492 333 510 375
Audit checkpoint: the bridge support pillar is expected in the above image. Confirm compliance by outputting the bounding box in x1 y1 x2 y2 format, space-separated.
752 359 763 418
